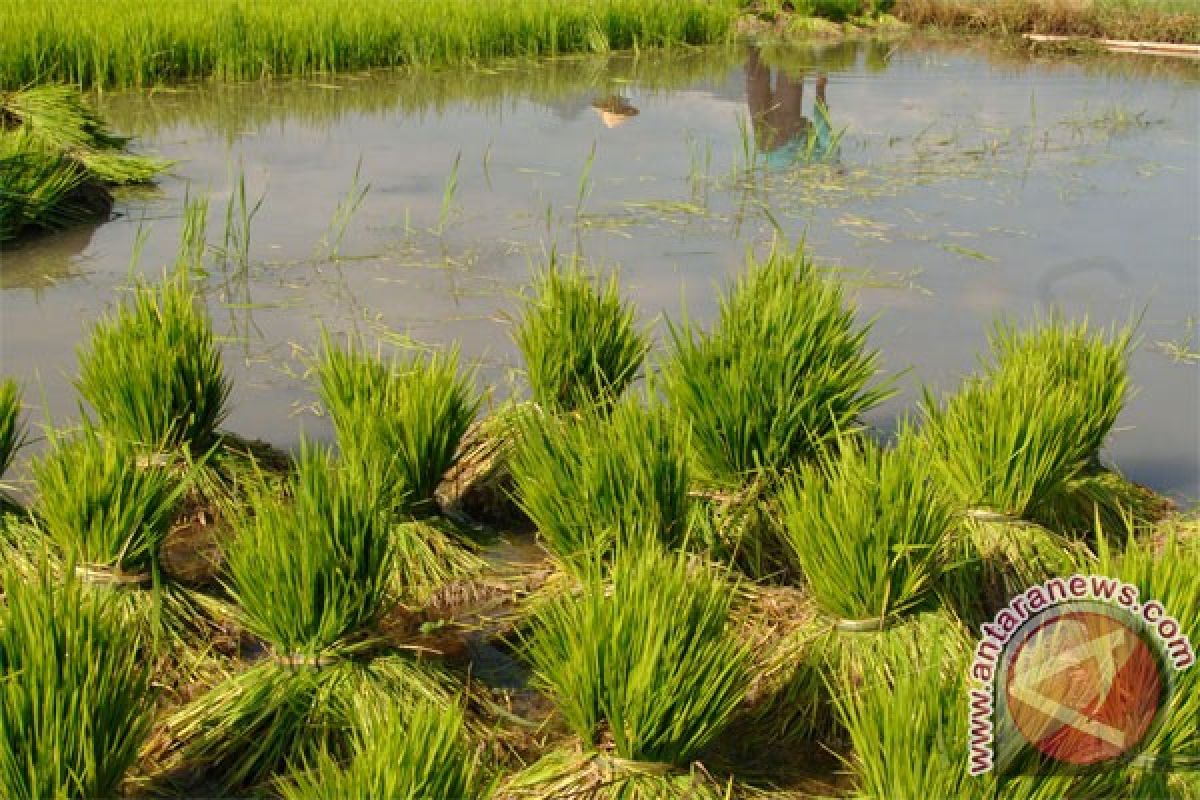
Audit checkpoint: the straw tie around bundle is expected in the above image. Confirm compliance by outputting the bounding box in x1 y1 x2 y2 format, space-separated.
74 562 154 588
834 615 891 633
272 651 342 670
963 507 1040 528
593 752 677 779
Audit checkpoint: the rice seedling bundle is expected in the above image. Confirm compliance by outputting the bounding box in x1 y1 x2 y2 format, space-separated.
831 612 984 799
0 0 741 90
277 697 488 800
508 398 690 570
170 442 454 789
513 256 650 413
316 331 479 516
0 87 168 243
662 244 890 488
779 432 956 626
76 270 231 454
511 544 749 797
32 427 184 583
921 316 1132 525
920 317 1140 618
0 570 155 800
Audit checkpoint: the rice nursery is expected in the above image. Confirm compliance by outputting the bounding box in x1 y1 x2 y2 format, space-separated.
1 9 1197 800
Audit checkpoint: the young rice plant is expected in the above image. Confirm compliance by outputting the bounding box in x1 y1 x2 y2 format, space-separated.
76 270 231 453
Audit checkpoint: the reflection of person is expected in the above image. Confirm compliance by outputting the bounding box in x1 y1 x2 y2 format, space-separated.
590 95 639 129
745 47 837 169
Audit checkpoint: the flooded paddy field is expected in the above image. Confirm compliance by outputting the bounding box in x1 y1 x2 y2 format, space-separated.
2 37 1197 498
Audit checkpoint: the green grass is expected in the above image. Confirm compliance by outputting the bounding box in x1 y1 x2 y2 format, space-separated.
76 269 231 454
0 0 741 90
513 255 650 413
524 543 750 766
1 87 168 244
316 331 479 516
662 244 891 488
0 570 155 800
508 397 690 570
277 697 488 800
779 432 955 623
32 426 185 579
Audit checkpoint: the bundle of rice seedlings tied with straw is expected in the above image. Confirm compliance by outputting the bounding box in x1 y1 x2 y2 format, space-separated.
277 696 490 800
832 611 981 799
508 395 691 575
0 86 170 244
919 316 1137 619
76 268 231 457
0 378 25 513
739 431 955 749
513 252 650 414
662 242 891 577
28 425 199 650
315 331 485 599
502 543 749 799
167 442 454 790
985 316 1163 535
779 429 956 630
0 568 156 799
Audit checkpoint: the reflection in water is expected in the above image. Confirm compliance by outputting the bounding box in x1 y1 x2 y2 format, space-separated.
590 95 640 128
0 221 99 290
745 46 838 169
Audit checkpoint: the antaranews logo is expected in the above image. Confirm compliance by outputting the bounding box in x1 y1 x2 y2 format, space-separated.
967 574 1194 776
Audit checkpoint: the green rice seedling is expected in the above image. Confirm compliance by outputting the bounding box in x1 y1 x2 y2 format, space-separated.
28 425 207 649
920 316 1133 526
508 397 690 571
521 544 749 784
32 427 184 581
277 697 489 800
662 243 891 488
987 316 1133 466
831 612 983 800
0 379 24 497
778 431 955 625
224 442 393 656
512 254 650 413
76 269 231 454
171 442 454 788
0 569 155 800
316 331 479 515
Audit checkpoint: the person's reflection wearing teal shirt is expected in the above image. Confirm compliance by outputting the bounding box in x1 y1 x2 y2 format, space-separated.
745 47 838 170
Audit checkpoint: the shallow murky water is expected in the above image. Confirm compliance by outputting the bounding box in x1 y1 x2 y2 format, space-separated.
1 37 1197 498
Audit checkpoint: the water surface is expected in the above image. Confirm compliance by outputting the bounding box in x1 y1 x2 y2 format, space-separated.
2 38 1197 497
